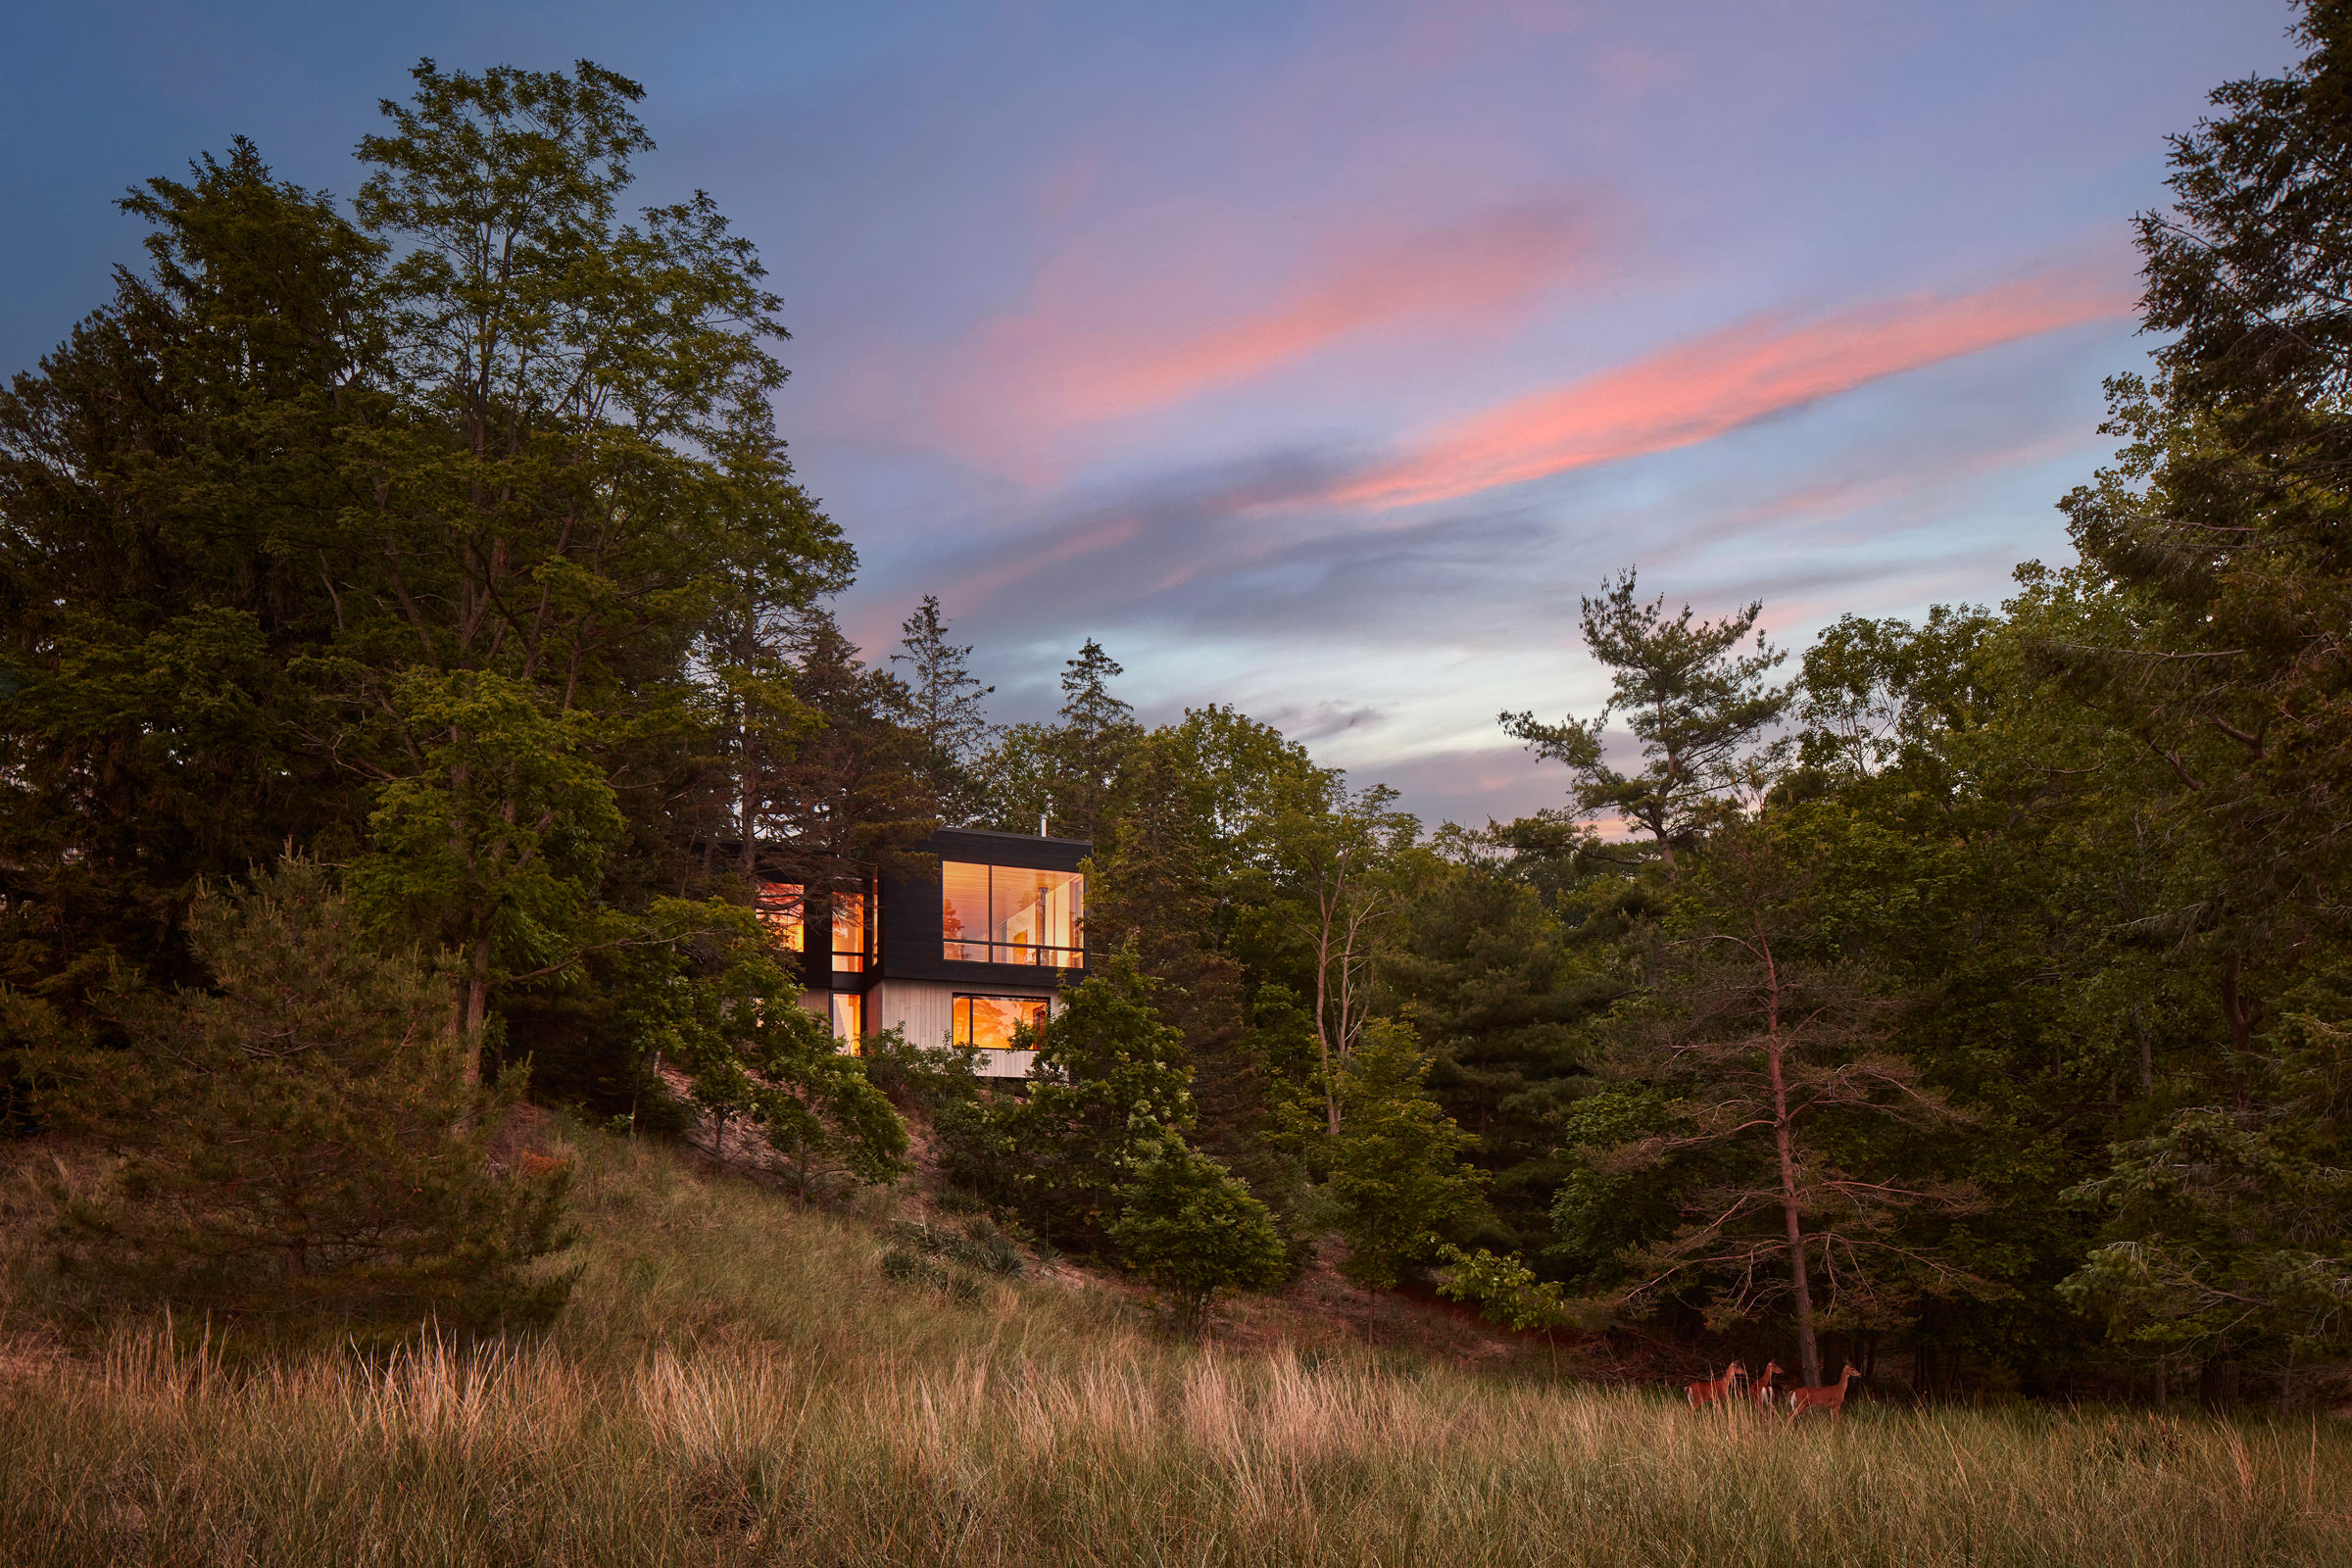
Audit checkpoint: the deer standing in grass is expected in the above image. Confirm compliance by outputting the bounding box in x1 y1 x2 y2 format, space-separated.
1750 1360 1785 1410
1785 1363 1861 1420
1686 1360 1747 1409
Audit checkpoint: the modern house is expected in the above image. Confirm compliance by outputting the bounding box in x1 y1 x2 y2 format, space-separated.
754 827 1090 1078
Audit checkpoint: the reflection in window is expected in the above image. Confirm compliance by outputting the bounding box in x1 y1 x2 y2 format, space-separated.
942 863 1084 966
754 882 805 953
832 892 868 973
829 992 863 1054
954 994 1048 1052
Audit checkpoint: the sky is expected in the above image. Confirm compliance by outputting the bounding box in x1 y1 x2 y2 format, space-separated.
0 0 2300 826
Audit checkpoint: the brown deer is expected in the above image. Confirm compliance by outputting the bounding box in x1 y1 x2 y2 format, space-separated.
1685 1360 1747 1409
1750 1360 1786 1409
1785 1363 1862 1420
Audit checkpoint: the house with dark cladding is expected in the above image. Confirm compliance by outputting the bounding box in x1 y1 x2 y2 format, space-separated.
754 827 1089 1078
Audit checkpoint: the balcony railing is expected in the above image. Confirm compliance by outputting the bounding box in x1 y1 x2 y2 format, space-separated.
944 939 1086 968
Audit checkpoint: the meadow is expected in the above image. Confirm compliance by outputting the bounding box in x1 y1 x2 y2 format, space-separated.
4 1123 2348 1567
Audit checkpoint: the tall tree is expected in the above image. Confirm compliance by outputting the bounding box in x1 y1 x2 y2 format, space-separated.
1504 568 1788 874
0 143 381 1007
2041 0 2352 1386
978 638 1143 841
1566 808 1982 1387
893 594 994 822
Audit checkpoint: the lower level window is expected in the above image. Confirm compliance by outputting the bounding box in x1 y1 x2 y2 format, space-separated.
954 994 1048 1052
829 992 863 1054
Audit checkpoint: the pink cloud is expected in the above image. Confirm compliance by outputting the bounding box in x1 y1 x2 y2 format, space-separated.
953 199 1609 442
1333 270 2137 510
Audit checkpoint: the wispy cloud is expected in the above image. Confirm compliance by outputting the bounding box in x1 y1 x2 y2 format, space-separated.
1332 270 2136 510
941 197 1613 450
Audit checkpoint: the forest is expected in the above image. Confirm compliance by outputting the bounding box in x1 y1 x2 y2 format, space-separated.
5 7 2352 1421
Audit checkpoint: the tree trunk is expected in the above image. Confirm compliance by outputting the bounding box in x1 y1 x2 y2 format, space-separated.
1758 939 1820 1387
462 930 493 1086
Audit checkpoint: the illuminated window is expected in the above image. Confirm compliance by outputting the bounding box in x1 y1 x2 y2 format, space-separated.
941 863 1084 966
832 892 868 973
754 883 805 952
829 992 863 1054
954 994 1048 1052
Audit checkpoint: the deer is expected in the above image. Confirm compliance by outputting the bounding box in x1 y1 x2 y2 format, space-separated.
1685 1360 1747 1409
1785 1363 1862 1420
1750 1360 1786 1410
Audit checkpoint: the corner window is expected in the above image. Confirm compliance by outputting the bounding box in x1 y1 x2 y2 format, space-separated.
941 862 1084 966
954 994 1049 1052
755 882 804 952
829 992 863 1054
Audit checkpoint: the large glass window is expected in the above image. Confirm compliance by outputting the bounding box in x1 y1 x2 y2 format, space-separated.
941 862 1084 966
954 994 1048 1052
832 892 868 973
754 882 804 953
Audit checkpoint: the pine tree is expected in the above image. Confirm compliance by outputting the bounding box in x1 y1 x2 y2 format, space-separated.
39 857 573 1335
892 594 995 823
1503 568 1788 873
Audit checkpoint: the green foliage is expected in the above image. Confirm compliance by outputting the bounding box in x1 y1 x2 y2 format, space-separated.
1322 1022 1487 1295
945 954 1195 1253
634 899 907 1191
1503 566 1788 869
35 858 573 1334
1436 1244 1574 1333
1107 1132 1289 1326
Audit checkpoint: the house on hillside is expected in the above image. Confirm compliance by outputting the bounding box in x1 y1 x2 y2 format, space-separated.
754 827 1089 1078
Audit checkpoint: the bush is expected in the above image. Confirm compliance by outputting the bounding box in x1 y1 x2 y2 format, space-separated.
1109 1133 1288 1328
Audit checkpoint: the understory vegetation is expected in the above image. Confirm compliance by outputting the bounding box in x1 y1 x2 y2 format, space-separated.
6 1124 2350 1568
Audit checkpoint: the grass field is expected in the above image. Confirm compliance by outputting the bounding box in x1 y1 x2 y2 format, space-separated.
4 1121 2349 1566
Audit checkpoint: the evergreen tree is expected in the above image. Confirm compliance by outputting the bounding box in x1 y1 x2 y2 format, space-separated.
1503 568 1788 873
977 637 1143 841
892 594 995 823
38 858 573 1334
1562 808 1983 1387
0 143 380 1008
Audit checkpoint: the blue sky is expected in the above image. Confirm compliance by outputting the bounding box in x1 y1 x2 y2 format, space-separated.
0 1 2298 824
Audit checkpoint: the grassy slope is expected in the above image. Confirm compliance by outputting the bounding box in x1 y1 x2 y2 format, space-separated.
4 1121 2351 1567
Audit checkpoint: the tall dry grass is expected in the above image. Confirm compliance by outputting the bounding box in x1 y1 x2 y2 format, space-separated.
4 1122 2348 1566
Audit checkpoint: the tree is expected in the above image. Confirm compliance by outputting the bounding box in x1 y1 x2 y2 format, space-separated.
1263 782 1420 1133
977 637 1143 840
37 858 573 1334
644 898 906 1193
1323 1022 1487 1326
0 142 381 1010
349 669 624 1080
1392 827 1613 1253
1503 568 1788 873
944 953 1196 1253
1574 809 1982 1387
1108 1132 1289 1328
2038 0 2352 1392
333 59 849 1056
893 594 995 823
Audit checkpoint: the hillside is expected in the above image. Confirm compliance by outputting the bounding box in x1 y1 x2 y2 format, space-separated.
5 1122 2350 1567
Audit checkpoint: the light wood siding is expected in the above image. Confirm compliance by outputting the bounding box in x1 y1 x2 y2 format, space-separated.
868 979 958 1051
868 979 1054 1077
